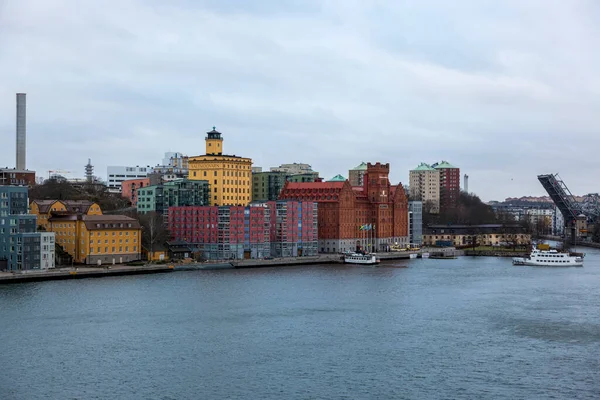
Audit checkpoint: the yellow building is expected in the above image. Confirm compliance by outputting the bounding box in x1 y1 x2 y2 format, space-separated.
48 214 141 264
30 200 102 230
30 200 141 264
188 127 252 206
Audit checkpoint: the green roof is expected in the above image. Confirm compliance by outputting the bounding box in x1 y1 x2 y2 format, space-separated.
328 174 346 182
411 163 435 172
433 161 458 169
350 162 368 171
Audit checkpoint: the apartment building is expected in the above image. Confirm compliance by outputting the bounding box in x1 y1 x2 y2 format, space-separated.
409 163 440 213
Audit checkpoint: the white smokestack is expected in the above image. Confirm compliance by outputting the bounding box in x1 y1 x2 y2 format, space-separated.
16 93 26 170
464 174 469 194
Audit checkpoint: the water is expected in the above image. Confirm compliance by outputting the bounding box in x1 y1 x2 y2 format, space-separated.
2 250 600 400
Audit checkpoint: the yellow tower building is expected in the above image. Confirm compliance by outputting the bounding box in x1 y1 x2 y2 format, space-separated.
188 127 253 206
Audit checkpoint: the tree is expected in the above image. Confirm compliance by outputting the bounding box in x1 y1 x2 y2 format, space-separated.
138 212 169 258
28 179 131 211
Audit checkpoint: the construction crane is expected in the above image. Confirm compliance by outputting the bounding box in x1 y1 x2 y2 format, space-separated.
48 170 72 179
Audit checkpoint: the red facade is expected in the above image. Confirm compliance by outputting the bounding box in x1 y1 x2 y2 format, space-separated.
438 167 460 210
122 178 150 206
279 163 408 245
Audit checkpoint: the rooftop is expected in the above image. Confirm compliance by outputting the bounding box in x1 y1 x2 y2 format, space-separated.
327 174 346 182
411 163 435 172
433 161 458 169
283 182 346 190
350 162 368 171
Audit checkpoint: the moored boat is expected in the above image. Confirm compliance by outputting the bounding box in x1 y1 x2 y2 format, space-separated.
344 252 380 265
512 246 583 267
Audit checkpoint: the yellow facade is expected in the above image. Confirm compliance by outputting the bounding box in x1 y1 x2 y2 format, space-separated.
85 225 141 264
30 200 102 231
422 233 531 247
48 217 140 264
31 200 140 264
188 127 253 206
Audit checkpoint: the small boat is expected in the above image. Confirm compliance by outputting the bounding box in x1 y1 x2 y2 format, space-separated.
409 253 418 259
344 252 380 265
421 252 430 259
429 252 457 260
512 246 583 267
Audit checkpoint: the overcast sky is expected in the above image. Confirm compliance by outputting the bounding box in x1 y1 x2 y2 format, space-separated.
1 0 599 201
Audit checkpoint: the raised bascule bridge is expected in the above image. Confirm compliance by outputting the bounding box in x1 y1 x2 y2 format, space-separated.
538 174 600 243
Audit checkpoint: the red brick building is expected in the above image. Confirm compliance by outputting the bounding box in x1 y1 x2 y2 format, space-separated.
0 168 36 186
433 161 460 210
279 162 409 253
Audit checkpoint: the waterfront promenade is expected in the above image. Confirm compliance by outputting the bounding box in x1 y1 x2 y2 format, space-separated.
0 249 453 284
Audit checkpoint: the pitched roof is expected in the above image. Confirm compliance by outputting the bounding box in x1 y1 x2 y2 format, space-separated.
328 174 346 182
411 163 435 172
32 200 60 213
62 200 95 213
283 181 346 190
81 215 141 230
350 162 368 171
433 161 458 169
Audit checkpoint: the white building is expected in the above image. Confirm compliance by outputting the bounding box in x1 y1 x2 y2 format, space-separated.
40 232 55 269
409 163 440 213
107 166 151 192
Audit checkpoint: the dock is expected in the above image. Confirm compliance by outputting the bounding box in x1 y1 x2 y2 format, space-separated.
0 264 174 284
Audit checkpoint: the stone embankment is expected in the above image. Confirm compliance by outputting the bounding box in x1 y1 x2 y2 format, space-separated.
0 264 174 284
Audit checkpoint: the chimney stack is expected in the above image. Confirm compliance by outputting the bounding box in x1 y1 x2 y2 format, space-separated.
464 174 469 194
16 93 26 170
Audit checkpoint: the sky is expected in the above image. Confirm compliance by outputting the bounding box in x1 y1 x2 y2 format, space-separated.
1 0 599 202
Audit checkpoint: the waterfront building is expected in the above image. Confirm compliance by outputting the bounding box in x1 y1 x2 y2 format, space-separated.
0 185 29 215
106 166 151 193
349 162 368 187
408 201 423 246
168 201 318 260
409 163 440 213
432 161 460 211
46 214 141 264
422 224 531 247
268 201 318 257
279 162 409 253
137 179 210 216
168 204 270 260
30 200 102 231
0 168 36 187
30 200 140 264
0 186 55 271
188 127 252 206
121 178 150 206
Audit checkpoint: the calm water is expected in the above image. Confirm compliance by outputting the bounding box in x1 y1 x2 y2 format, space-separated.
2 250 600 400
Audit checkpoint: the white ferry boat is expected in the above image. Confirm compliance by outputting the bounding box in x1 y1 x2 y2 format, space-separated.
344 252 380 265
512 247 584 267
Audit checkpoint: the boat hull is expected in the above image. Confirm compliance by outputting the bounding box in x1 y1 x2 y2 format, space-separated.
344 254 379 265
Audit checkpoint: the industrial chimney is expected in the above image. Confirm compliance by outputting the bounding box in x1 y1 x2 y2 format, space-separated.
16 93 26 170
464 174 469 194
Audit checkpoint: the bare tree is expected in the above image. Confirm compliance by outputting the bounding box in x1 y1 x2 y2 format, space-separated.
138 212 169 258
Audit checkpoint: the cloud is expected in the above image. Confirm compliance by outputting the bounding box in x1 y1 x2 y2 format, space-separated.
0 0 599 200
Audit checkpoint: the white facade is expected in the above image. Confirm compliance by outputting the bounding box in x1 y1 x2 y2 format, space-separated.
107 166 150 192
40 232 55 269
409 165 440 213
